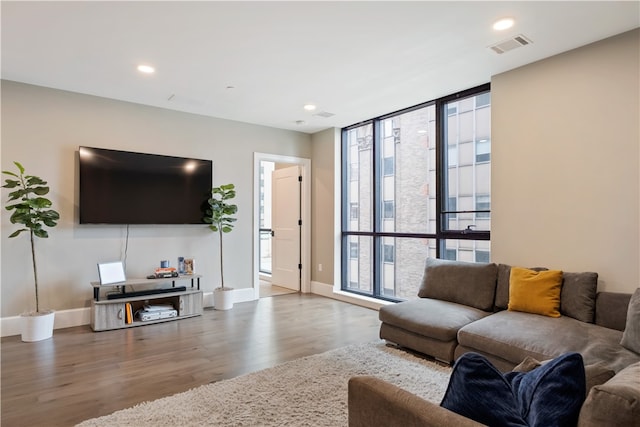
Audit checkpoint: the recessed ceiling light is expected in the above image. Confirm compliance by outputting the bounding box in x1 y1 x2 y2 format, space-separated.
303 104 317 111
493 18 514 31
137 64 155 74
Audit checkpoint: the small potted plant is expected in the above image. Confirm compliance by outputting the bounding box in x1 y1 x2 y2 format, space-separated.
204 183 238 310
2 161 60 341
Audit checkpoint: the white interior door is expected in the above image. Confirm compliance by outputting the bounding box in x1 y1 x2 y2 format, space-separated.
271 165 301 291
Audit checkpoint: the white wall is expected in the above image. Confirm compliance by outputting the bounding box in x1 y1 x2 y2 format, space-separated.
1 81 311 317
491 29 639 292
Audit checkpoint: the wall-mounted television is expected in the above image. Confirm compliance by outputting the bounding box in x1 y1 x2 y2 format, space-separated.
79 147 212 224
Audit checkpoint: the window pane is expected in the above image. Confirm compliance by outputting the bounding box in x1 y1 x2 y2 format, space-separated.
441 239 491 263
345 235 373 295
476 195 490 219
383 200 394 219
476 138 491 163
383 156 394 176
345 124 373 232
379 105 436 234
349 202 358 220
380 237 433 300
443 91 491 231
349 241 359 258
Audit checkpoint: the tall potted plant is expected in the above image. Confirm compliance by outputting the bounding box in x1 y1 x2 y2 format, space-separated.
2 161 60 341
204 183 238 310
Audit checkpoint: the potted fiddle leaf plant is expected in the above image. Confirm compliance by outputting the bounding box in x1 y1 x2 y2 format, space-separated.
204 183 238 310
2 161 60 341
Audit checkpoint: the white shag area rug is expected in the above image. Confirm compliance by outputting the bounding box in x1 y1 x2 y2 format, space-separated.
76 341 451 427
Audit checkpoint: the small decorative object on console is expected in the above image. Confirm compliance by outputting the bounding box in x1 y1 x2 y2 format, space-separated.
153 267 179 278
184 258 195 275
178 257 186 274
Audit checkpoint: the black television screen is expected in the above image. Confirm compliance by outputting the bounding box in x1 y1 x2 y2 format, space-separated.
79 147 212 224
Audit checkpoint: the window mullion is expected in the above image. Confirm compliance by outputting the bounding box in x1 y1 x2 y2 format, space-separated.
372 119 382 298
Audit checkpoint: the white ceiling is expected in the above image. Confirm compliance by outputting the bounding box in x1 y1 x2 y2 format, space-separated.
2 1 639 134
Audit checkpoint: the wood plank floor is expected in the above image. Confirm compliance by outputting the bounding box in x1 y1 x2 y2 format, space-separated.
1 294 381 427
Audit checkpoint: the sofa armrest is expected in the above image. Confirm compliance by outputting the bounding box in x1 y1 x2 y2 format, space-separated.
348 376 485 427
578 362 640 427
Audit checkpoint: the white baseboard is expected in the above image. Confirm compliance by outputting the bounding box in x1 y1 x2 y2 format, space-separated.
1 307 91 338
202 288 257 308
310 281 389 311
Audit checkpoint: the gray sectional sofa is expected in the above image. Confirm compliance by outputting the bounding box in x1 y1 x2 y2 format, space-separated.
349 258 640 427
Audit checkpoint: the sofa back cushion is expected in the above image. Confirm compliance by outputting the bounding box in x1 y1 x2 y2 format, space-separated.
595 292 632 331
508 267 564 318
417 258 498 311
620 288 640 354
560 272 598 323
495 264 547 311
496 265 598 322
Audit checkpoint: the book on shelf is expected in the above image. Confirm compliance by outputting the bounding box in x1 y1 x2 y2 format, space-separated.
125 302 133 324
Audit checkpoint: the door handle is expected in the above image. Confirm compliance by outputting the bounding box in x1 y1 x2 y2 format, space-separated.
271 230 275 237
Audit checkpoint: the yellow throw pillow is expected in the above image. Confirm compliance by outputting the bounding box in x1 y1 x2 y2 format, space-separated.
508 267 563 317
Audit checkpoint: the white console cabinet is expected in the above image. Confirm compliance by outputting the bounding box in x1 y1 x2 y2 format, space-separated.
90 276 203 331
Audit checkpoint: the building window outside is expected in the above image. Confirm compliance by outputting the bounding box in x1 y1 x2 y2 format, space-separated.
476 195 490 219
349 242 359 259
475 250 490 263
383 200 395 219
383 156 395 176
350 202 359 220
476 139 491 163
350 163 359 181
383 244 395 263
447 197 457 220
444 248 457 261
342 84 490 302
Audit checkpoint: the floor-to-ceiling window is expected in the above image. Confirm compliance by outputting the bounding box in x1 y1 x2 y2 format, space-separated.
341 84 491 301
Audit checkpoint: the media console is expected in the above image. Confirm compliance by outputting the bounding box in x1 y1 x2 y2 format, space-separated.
90 275 203 331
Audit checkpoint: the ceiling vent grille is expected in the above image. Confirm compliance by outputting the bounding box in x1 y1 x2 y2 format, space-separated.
488 34 532 54
313 111 335 118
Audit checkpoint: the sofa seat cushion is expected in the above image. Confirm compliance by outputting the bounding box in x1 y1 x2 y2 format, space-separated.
457 311 640 373
380 298 491 343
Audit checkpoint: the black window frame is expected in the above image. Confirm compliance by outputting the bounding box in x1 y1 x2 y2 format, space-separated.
341 83 491 302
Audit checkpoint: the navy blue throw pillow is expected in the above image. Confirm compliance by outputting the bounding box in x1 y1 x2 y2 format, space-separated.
440 352 586 427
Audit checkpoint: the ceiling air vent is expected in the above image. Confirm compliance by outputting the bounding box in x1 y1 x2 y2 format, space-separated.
488 34 532 54
313 111 335 118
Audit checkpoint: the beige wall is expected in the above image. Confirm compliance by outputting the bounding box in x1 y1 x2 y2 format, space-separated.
492 29 639 292
310 127 339 284
1 81 311 316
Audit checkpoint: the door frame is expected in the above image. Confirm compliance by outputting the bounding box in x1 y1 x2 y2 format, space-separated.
253 152 311 299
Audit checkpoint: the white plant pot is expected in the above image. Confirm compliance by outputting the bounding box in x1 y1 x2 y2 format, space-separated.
21 310 55 342
213 287 234 310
